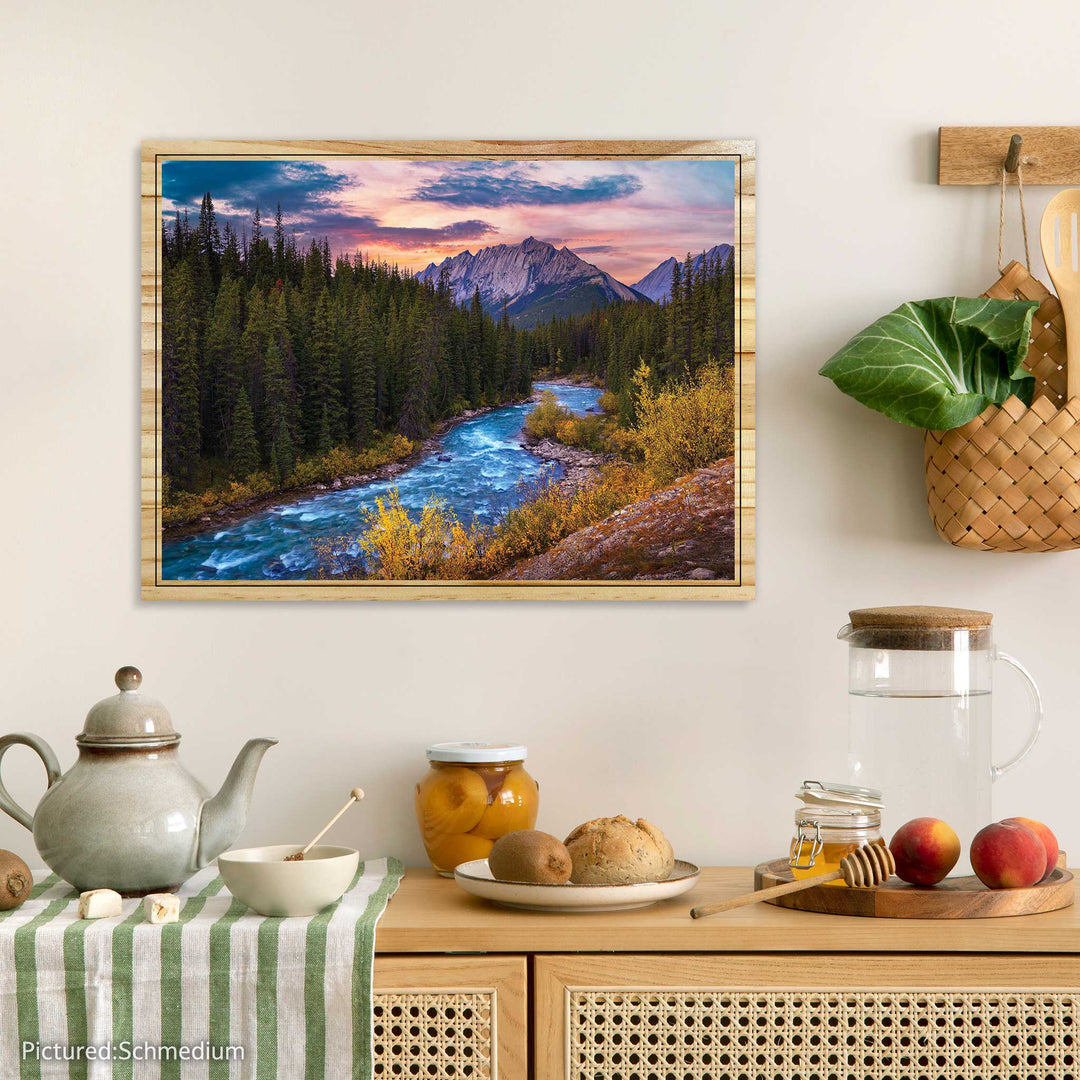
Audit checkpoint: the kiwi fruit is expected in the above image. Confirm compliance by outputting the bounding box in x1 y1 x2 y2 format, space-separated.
0 850 32 911
488 830 572 884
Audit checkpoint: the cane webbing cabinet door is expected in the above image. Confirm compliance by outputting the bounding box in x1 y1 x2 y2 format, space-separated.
373 954 527 1080
534 953 1080 1080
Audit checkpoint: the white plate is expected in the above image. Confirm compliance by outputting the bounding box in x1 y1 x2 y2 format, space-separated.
453 859 700 912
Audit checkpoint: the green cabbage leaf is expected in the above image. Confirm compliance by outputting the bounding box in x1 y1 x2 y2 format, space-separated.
819 297 1039 429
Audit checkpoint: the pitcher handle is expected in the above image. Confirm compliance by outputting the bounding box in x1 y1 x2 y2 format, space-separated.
0 733 62 831
991 651 1044 780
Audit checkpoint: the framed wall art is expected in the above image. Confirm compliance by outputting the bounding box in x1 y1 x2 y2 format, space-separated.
141 140 754 600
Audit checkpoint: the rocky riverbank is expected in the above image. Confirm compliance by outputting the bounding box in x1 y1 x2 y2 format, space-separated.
499 457 737 581
518 430 614 489
162 451 419 540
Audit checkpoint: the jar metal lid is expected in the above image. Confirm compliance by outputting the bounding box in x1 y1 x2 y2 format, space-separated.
426 741 527 763
796 780 883 811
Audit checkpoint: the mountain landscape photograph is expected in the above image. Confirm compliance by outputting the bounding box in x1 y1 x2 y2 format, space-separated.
154 150 743 589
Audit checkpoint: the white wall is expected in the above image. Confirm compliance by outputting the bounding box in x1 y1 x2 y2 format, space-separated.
2 0 1078 874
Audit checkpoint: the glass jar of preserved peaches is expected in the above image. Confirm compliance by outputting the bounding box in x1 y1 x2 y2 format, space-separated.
415 742 539 876
789 780 884 883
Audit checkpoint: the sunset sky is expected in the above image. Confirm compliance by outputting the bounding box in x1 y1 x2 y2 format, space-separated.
162 158 736 286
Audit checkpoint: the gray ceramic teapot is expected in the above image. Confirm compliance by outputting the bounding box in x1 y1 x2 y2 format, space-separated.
0 666 276 894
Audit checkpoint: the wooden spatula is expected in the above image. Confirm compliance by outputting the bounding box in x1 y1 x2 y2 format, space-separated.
1040 189 1080 401
689 844 895 919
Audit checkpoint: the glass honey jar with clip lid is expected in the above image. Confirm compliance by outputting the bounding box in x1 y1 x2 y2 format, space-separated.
789 780 885 882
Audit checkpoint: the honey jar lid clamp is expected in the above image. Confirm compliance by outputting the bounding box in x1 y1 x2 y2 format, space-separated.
797 780 883 812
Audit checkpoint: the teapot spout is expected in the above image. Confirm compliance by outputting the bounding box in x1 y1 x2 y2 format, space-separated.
197 738 277 867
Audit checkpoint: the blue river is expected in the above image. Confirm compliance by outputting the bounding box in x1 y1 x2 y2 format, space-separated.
161 382 602 580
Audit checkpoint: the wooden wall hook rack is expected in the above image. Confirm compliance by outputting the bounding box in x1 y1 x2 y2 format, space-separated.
939 127 1080 185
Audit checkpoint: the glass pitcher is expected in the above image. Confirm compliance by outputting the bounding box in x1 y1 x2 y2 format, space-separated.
839 606 1042 875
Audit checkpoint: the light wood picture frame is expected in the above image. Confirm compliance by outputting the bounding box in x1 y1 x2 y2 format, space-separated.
141 140 755 600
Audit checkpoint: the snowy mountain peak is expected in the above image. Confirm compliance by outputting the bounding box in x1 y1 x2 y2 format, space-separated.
414 237 646 327
631 244 733 303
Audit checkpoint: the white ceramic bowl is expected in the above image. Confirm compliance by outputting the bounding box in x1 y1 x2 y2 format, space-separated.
218 844 359 916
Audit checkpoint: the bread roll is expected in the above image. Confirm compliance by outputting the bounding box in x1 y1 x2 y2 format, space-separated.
564 816 674 884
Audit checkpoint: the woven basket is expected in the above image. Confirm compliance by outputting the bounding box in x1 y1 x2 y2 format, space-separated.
925 260 1080 552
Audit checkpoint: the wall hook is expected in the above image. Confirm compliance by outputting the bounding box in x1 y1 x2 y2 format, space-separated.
1004 133 1023 174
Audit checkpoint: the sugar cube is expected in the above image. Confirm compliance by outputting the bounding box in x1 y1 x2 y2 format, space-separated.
143 892 180 924
78 889 122 919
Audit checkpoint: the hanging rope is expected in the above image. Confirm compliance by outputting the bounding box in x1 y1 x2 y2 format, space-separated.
998 163 1031 274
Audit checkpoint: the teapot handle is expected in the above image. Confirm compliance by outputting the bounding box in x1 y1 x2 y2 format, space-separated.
991 651 1044 780
0 733 62 832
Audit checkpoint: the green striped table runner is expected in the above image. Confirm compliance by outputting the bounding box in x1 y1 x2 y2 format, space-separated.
0 858 403 1080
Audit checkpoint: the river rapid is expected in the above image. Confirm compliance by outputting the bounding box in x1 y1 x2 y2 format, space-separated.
161 382 602 581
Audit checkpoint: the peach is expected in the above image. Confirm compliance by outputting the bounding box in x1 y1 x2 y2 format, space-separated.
470 768 539 840
970 821 1047 889
416 766 488 837
423 831 494 875
888 817 960 885
1000 818 1059 882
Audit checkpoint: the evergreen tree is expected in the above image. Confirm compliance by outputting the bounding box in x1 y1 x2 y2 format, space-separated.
271 417 296 483
467 287 484 404
306 288 344 450
161 261 201 488
665 261 683 377
398 290 440 439
273 203 285 279
196 192 221 287
229 388 260 478
351 297 378 445
679 253 695 374
220 221 241 281
207 275 244 455
261 337 297 469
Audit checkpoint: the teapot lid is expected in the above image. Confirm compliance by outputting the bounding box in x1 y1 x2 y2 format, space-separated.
77 667 180 748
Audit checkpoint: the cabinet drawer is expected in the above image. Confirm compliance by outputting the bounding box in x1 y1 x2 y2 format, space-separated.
373 954 526 1079
535 953 1080 1080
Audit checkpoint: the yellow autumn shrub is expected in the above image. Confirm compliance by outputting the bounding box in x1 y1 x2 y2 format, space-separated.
554 413 608 452
161 471 276 526
358 489 459 579
522 391 570 440
287 434 416 488
631 362 735 485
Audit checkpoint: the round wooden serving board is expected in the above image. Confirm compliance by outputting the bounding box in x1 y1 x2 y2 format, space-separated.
753 859 1074 919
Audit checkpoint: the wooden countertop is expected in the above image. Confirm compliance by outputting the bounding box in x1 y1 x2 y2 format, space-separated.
375 867 1080 954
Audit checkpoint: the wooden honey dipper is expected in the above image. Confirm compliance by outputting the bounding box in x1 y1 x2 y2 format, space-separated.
690 844 896 919
284 788 365 861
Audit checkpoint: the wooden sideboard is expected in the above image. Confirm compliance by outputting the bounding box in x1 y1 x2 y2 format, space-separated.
373 867 1080 1080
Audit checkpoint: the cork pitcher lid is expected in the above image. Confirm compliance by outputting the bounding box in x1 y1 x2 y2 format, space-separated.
842 606 994 650
78 667 180 748
849 606 992 630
